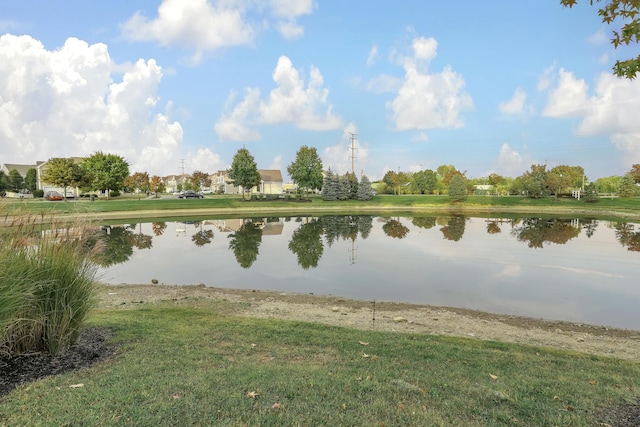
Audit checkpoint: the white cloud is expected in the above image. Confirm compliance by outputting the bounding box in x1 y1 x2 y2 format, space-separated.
542 68 589 118
494 143 525 177
215 55 342 140
121 0 315 60
364 74 401 93
498 87 527 114
121 0 254 63
542 68 640 164
323 122 369 175
587 29 607 46
187 147 227 173
386 36 473 131
0 33 211 177
366 45 379 67
269 154 283 171
269 0 314 39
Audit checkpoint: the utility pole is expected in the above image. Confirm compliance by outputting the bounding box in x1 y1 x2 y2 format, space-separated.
349 133 357 175
179 159 186 175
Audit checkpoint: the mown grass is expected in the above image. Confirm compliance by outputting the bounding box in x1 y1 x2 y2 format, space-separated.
1 304 637 426
4 194 640 221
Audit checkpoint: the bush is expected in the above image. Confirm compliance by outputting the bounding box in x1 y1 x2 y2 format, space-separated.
0 215 101 355
33 189 44 198
110 190 120 197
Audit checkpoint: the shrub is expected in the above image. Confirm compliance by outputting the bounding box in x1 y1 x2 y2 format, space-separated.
0 215 101 355
33 189 44 198
110 190 121 197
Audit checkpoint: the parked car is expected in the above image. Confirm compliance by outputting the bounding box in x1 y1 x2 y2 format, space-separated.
65 190 75 198
178 190 203 199
45 191 63 201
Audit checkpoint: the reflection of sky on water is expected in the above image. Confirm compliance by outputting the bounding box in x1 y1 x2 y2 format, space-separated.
99 217 640 331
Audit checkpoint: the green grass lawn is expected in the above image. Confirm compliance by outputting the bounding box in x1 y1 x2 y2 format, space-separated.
1 303 636 426
3 194 640 221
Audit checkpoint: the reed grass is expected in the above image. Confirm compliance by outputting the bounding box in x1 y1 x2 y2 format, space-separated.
0 205 101 355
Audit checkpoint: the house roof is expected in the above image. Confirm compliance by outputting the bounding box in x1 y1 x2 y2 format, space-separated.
258 169 283 183
1 163 36 176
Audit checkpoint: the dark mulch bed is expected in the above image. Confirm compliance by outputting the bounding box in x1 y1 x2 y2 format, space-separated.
0 327 117 397
0 327 637 426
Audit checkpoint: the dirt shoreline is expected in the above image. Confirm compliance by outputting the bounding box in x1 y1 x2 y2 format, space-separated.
98 283 640 361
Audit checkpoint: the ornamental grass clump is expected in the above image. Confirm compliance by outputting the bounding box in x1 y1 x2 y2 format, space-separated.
0 212 102 356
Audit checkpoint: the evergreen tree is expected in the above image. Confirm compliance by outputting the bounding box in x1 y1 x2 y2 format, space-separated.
321 168 338 201
8 169 24 192
357 175 375 201
25 168 38 192
448 174 467 203
345 172 359 199
618 173 638 198
337 174 351 200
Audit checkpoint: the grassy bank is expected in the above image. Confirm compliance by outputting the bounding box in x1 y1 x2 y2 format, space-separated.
3 194 640 222
1 303 637 426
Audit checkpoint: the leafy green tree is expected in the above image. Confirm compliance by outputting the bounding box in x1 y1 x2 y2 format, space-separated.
228 148 261 200
41 158 85 199
583 182 599 203
594 175 622 194
357 175 375 201
190 170 211 192
561 0 640 79
124 172 150 199
25 168 37 192
618 173 638 197
487 173 505 187
628 164 640 183
321 168 338 201
0 171 6 193
521 164 549 198
545 165 585 197
8 169 24 192
287 145 324 198
382 170 409 195
82 152 130 199
228 220 263 268
448 174 467 203
411 170 437 194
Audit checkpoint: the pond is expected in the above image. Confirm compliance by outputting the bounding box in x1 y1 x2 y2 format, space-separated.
97 215 640 331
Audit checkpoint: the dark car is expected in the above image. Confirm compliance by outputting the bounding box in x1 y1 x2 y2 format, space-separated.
178 190 203 199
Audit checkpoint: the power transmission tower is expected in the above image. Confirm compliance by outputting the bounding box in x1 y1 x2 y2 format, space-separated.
179 159 186 175
349 133 358 175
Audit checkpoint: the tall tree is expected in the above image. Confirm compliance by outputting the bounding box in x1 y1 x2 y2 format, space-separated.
190 170 211 192
82 152 130 199
561 0 640 79
8 169 24 192
321 168 338 201
25 168 37 192
228 148 261 200
618 173 638 197
628 164 640 183
124 172 150 199
0 171 6 193
149 175 165 197
287 145 324 198
448 174 468 203
411 169 437 194
545 165 585 198
41 158 84 199
357 175 375 201
521 164 549 198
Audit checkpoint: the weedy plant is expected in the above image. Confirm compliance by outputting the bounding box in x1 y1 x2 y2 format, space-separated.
0 205 102 356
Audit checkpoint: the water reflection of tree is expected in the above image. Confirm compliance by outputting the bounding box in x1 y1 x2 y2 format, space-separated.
614 222 640 252
440 215 466 241
411 216 437 230
510 218 581 248
152 222 167 236
320 216 370 246
582 219 599 238
288 218 324 269
129 223 153 249
96 225 134 266
486 221 501 234
228 220 263 268
382 219 409 239
192 229 214 247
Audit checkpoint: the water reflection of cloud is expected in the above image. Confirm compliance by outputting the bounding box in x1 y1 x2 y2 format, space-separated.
538 265 624 278
494 264 522 280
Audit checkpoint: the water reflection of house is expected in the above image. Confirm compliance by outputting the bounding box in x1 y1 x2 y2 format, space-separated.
210 218 283 235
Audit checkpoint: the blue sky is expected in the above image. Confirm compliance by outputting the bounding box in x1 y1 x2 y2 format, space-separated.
1 1 639 181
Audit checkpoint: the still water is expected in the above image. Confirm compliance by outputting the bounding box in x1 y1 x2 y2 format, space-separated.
99 215 640 330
